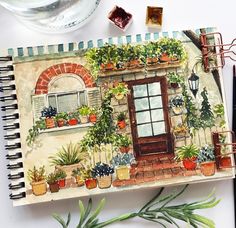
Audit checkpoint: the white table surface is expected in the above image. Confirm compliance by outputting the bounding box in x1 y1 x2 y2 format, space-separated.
0 0 235 227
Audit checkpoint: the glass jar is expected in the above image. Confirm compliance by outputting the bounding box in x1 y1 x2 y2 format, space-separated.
0 0 101 33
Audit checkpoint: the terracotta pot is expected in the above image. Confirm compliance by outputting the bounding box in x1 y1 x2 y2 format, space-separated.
80 115 88 124
159 53 171 62
68 118 78 126
48 182 60 193
85 178 97 190
117 120 126 129
100 62 115 71
75 176 84 187
200 161 215 176
183 157 197 170
219 156 232 168
89 114 97 123
146 57 158 65
58 179 66 188
97 175 112 189
45 117 55 129
120 146 130 153
57 119 65 127
128 59 141 68
31 180 47 196
56 163 82 179
116 166 130 180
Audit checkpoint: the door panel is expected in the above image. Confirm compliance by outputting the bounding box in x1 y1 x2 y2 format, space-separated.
127 77 173 157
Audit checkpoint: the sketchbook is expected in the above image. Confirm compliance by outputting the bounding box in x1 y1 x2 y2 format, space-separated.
0 27 234 206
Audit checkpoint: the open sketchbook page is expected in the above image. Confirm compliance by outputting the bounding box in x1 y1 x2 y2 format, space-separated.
5 27 234 206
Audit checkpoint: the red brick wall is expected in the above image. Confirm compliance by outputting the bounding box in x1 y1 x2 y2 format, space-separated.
35 63 95 94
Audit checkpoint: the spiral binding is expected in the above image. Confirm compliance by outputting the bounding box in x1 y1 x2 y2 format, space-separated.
0 56 25 200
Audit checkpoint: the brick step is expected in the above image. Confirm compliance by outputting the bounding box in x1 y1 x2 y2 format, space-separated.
113 167 201 188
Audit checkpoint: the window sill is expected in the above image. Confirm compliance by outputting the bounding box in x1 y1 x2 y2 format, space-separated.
39 122 93 134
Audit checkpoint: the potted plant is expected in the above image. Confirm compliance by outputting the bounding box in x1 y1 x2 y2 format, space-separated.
197 145 216 176
72 168 84 187
175 144 199 170
116 112 126 129
169 96 184 115
173 123 188 138
110 82 129 100
142 41 160 65
55 112 68 127
112 153 135 180
41 106 57 128
27 166 47 196
91 162 114 189
88 107 98 123
167 72 184 89
67 111 80 126
158 37 187 63
125 44 143 68
116 134 132 153
55 169 67 188
81 169 97 190
78 105 90 124
49 142 88 178
99 44 118 71
47 172 60 193
116 45 127 70
218 135 232 168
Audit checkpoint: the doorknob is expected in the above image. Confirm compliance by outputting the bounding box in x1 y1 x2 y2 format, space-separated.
132 120 135 124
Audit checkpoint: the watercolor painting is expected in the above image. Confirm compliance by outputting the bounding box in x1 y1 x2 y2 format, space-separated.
12 28 234 205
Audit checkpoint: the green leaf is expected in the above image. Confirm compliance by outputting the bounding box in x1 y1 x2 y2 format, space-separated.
52 213 68 228
66 213 71 226
85 198 106 226
78 200 85 226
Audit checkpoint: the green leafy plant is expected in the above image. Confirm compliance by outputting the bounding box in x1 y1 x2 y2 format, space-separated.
200 87 215 128
55 170 67 179
26 118 46 146
158 37 187 61
115 134 132 147
142 41 161 59
47 172 59 184
49 142 88 166
53 185 219 228
167 72 184 84
117 112 126 121
175 144 199 161
27 166 46 183
213 104 226 128
110 82 129 97
198 145 215 163
112 153 135 166
78 106 91 116
55 112 68 121
67 111 80 120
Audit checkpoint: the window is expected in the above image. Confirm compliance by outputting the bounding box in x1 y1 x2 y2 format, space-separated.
47 90 87 113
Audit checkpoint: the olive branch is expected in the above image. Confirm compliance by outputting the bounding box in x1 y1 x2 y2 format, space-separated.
53 185 220 228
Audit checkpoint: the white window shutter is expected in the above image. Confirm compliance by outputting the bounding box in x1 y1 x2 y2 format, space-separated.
31 94 47 122
87 87 102 108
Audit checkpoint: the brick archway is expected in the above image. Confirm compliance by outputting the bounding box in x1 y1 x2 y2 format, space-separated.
35 63 95 94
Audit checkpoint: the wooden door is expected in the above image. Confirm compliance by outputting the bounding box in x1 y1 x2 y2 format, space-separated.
127 76 173 157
